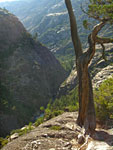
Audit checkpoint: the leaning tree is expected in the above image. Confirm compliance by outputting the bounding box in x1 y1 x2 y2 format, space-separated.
65 0 113 133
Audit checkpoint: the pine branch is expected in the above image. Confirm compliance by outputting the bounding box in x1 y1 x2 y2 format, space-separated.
96 36 113 44
81 4 102 21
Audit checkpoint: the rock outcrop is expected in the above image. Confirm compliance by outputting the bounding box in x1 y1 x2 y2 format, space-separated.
57 43 113 97
0 8 67 137
2 112 113 150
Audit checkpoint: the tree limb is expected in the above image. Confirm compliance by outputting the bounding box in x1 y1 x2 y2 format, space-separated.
96 36 113 44
95 36 113 61
85 21 107 65
101 43 107 61
92 21 106 40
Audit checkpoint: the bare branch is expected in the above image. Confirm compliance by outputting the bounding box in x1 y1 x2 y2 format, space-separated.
95 36 113 61
91 21 106 40
100 43 107 61
96 36 113 44
84 21 107 65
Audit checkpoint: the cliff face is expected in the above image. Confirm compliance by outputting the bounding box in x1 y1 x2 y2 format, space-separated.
0 8 67 137
0 8 25 50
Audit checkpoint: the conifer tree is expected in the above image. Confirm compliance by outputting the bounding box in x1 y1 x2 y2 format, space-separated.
65 0 113 133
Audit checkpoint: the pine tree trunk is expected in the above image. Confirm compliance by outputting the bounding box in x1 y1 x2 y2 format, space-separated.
77 59 96 132
65 0 107 132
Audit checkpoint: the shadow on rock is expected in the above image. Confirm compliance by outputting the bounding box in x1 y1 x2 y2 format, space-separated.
91 130 113 146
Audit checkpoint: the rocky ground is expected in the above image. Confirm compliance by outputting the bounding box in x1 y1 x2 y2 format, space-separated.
2 112 113 150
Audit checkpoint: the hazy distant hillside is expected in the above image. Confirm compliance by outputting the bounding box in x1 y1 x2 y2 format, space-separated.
0 0 113 71
0 0 89 71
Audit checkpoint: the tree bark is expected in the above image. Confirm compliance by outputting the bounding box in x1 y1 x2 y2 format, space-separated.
65 0 97 132
65 0 113 132
77 58 96 131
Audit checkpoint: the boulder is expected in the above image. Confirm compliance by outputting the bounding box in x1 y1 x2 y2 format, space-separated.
10 133 19 140
86 141 113 150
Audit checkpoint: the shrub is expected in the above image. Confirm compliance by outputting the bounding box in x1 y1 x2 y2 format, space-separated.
44 108 52 120
66 104 79 112
94 77 113 122
50 125 62 130
18 128 28 136
10 129 21 135
51 110 64 117
40 106 45 112
28 122 33 131
10 123 33 137
0 137 8 148
34 117 44 127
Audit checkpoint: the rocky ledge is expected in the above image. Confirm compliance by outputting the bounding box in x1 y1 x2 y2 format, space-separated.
2 112 113 150
57 43 113 96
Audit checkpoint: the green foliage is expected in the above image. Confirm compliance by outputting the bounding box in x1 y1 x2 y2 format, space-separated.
34 117 44 127
20 128 30 136
88 0 113 22
59 57 74 73
28 122 33 131
44 108 52 120
51 110 64 117
42 76 113 124
10 129 21 135
40 106 45 112
55 51 74 73
0 137 8 149
49 125 62 131
43 87 78 120
66 104 79 112
10 128 23 136
83 20 90 29
1 76 113 149
44 101 63 120
44 109 64 120
94 76 113 122
10 123 34 137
